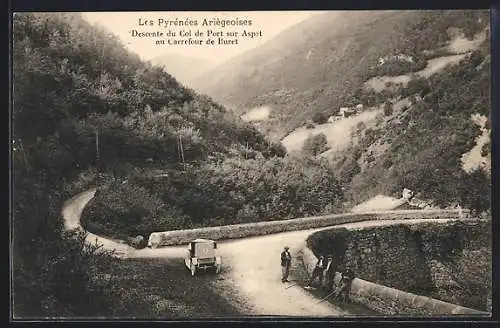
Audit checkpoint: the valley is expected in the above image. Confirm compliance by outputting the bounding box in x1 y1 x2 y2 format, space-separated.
12 10 491 319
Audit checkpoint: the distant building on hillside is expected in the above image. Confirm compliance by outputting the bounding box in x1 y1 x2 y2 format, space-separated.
305 120 316 129
339 107 357 118
331 104 364 122
327 115 342 123
377 54 414 66
394 54 414 62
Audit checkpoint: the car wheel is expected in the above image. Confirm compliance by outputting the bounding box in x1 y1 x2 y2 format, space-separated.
191 263 197 276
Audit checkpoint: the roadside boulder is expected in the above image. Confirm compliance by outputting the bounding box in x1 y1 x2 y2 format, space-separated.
128 235 147 249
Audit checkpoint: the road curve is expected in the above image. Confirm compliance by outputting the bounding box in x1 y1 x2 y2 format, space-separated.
62 189 463 317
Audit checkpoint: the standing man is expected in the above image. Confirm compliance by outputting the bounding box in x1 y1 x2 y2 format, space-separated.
306 255 325 288
281 246 292 283
323 254 336 293
333 268 355 303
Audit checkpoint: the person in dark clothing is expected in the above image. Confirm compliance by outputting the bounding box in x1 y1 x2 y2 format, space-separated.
323 255 336 292
280 246 292 283
333 268 355 303
306 255 325 287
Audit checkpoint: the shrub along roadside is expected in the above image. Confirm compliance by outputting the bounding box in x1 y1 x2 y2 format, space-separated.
81 155 345 239
12 163 158 318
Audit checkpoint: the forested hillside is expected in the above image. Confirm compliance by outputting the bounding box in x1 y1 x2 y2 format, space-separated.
193 10 489 141
12 12 345 317
192 9 491 213
333 43 491 212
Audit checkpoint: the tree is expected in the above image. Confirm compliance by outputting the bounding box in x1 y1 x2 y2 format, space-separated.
480 142 490 157
406 77 430 97
384 101 393 116
484 117 490 130
302 133 330 157
312 112 328 124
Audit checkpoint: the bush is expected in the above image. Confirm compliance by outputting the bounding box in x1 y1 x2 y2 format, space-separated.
480 141 490 157
307 227 351 270
312 112 328 124
305 121 316 129
127 235 148 249
484 118 490 130
82 181 190 239
84 156 345 234
405 77 431 98
302 133 330 156
459 169 491 213
382 158 393 169
384 102 393 116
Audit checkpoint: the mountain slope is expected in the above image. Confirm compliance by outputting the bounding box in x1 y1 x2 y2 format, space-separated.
13 12 286 176
13 11 274 317
192 10 489 141
13 12 348 318
332 42 491 212
149 53 215 87
192 9 491 213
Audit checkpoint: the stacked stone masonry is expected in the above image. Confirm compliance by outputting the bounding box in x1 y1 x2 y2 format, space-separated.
305 219 491 315
148 209 470 246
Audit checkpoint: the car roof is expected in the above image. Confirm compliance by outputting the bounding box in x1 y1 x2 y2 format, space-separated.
191 238 215 243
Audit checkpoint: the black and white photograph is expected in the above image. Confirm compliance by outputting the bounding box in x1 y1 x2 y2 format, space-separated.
11 10 492 319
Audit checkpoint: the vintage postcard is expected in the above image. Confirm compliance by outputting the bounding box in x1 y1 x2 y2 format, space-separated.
11 10 492 319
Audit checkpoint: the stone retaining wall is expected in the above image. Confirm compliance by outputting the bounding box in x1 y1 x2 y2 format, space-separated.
301 232 489 316
305 220 491 311
147 209 470 247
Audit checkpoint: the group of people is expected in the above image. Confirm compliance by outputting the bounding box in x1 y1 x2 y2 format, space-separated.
280 246 355 303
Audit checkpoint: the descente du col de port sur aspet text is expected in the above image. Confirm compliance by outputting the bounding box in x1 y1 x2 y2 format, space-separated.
131 18 263 45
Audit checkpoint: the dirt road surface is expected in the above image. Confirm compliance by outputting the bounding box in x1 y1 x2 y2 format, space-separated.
63 189 460 317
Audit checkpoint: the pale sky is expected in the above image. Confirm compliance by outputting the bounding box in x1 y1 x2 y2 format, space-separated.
83 11 325 64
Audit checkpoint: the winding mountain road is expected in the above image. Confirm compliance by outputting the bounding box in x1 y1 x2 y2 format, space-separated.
62 188 464 317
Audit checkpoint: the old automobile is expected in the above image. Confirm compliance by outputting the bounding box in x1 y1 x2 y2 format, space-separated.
184 239 221 276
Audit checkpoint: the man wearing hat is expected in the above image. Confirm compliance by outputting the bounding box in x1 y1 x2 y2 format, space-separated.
333 267 355 303
306 255 326 288
323 254 336 292
280 246 292 283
